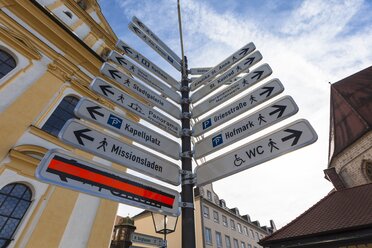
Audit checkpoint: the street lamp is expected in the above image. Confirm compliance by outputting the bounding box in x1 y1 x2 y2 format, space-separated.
151 213 178 248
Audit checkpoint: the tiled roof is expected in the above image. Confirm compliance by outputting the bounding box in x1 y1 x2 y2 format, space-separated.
260 183 372 244
329 66 372 162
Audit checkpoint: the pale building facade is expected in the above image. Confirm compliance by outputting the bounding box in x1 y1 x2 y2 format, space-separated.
131 184 275 248
0 1 135 247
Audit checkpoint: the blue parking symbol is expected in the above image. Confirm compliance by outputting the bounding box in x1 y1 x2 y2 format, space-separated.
107 114 123 129
212 134 223 147
202 118 212 130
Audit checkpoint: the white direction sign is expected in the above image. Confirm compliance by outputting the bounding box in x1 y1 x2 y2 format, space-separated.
116 39 180 89
192 64 272 117
195 119 318 186
74 98 180 160
131 232 165 247
132 16 182 65
194 96 299 159
129 22 182 71
189 67 212 75
191 42 256 90
59 119 181 186
191 51 263 103
90 79 181 137
106 51 181 103
100 62 181 118
36 150 180 216
193 79 285 137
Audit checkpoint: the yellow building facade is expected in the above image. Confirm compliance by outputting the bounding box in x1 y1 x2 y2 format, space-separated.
0 0 135 247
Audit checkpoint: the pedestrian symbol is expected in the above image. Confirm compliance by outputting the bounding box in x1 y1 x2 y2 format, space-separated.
97 138 108 152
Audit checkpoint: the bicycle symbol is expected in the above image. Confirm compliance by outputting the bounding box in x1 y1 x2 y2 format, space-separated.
233 154 245 167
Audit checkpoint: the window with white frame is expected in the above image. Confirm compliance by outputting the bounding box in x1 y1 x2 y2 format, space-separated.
243 226 248 236
222 215 228 227
225 235 231 248
216 231 222 248
0 49 16 80
237 223 242 233
203 205 210 218
241 241 246 248
213 210 219 223
205 227 212 245
233 239 239 248
207 190 212 200
230 219 235 230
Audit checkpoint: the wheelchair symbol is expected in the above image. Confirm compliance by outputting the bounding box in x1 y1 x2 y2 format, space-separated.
233 154 245 167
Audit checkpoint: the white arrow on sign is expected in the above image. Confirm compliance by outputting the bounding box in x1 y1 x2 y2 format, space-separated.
189 67 212 75
131 232 165 247
116 39 180 89
90 79 181 137
190 42 256 90
36 150 180 216
106 52 181 104
74 98 180 160
100 62 181 118
194 96 299 159
132 16 182 65
59 119 181 186
193 79 285 137
195 119 318 186
192 64 272 118
191 51 263 103
129 22 182 71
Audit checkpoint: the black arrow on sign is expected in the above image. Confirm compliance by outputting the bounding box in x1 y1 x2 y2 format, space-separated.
244 57 255 66
132 26 141 35
121 45 132 54
115 56 127 66
109 69 121 80
99 85 114 96
86 106 104 120
269 105 287 118
259 86 274 97
74 129 94 146
239 47 250 56
251 70 264 80
281 129 302 146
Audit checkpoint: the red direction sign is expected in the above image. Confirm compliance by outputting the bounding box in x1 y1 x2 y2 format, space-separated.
36 150 180 216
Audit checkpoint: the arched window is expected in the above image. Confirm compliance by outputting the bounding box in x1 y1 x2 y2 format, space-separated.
0 183 32 247
0 50 16 79
42 95 79 136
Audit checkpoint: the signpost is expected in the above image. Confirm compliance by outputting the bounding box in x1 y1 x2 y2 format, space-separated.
193 79 285 137
116 39 180 89
194 96 299 159
195 119 318 186
90 78 181 137
189 67 212 75
129 22 182 71
99 62 181 118
105 52 181 103
192 63 272 117
59 119 181 186
191 51 263 102
74 98 180 160
36 150 180 216
131 232 165 247
132 16 182 65
190 42 256 90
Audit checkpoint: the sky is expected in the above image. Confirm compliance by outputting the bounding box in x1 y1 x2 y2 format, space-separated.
98 0 372 229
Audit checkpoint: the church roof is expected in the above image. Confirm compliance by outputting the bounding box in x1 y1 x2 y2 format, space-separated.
260 183 372 246
329 66 372 163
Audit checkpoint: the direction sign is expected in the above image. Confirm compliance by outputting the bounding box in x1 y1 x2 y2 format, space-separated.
192 64 272 117
132 16 182 65
90 79 181 137
193 79 285 137
106 52 181 104
59 119 181 186
194 96 299 158
74 98 180 160
36 150 180 216
189 67 212 75
195 119 318 186
191 51 263 103
100 62 181 117
190 42 256 90
116 39 180 89
129 22 182 71
131 232 165 247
